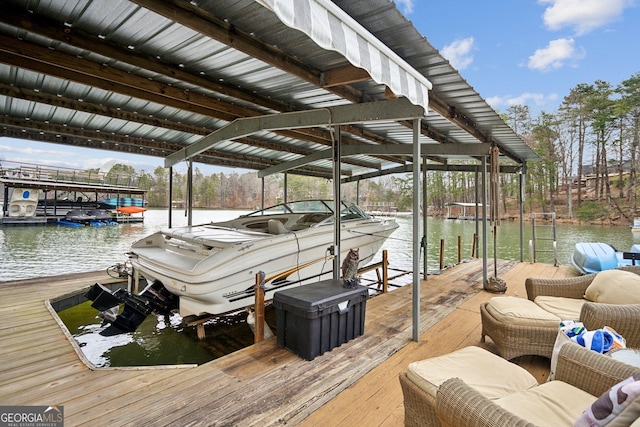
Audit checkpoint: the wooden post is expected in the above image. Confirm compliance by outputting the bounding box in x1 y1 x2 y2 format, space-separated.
382 250 389 293
457 235 462 263
439 239 445 270
127 265 133 293
254 272 265 343
132 267 140 294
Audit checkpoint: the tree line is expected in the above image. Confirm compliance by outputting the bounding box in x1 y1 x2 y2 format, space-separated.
511 71 640 221
114 71 639 220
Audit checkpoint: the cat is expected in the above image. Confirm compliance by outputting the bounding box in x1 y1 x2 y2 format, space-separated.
341 248 360 288
245 307 274 339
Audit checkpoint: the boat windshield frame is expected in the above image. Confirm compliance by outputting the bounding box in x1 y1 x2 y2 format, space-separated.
241 200 370 223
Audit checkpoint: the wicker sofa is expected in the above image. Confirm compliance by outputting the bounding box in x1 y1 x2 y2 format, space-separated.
431 343 639 427
480 266 640 360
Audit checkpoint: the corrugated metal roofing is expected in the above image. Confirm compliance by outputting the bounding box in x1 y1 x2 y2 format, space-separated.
0 0 538 180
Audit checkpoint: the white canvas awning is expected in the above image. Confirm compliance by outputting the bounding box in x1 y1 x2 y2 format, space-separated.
257 0 431 110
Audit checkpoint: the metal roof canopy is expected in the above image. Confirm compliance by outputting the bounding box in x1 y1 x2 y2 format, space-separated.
0 0 539 182
0 0 541 343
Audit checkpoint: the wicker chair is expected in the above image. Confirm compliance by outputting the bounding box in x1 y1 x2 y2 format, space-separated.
479 301 559 360
433 343 639 427
480 266 640 360
526 265 640 350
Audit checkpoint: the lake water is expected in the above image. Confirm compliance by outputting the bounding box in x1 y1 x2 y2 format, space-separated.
2 209 639 281
3 209 638 367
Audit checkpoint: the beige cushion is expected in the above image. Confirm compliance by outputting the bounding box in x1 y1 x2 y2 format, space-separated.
496 381 596 427
485 296 561 327
585 269 640 304
406 346 538 399
534 296 586 321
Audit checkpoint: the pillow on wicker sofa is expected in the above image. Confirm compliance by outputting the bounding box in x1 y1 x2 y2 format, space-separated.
574 373 640 427
584 270 640 304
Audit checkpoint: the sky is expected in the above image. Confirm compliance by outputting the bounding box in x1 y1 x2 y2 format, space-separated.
1 0 639 173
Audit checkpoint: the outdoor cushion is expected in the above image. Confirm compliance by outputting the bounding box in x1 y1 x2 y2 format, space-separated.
405 346 537 399
584 269 640 304
534 295 586 321
485 296 561 327
575 373 640 427
495 380 596 427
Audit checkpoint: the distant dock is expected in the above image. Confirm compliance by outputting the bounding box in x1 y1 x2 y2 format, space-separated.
1 160 146 226
445 202 488 220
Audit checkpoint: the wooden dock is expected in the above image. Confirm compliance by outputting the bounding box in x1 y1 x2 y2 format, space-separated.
0 259 577 426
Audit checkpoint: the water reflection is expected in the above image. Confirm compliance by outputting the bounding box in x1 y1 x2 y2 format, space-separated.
2 210 639 281
0 209 249 281
379 216 639 272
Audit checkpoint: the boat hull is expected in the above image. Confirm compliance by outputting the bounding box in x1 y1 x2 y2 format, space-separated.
570 242 640 274
128 201 398 316
8 188 38 218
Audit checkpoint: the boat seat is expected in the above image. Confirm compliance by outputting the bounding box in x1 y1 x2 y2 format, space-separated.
268 219 288 235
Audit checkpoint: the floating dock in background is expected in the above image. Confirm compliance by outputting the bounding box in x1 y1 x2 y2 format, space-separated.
1 160 146 226
445 202 488 220
0 259 577 426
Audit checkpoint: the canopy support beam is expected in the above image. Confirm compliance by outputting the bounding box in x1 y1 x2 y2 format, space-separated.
165 98 425 168
259 143 493 178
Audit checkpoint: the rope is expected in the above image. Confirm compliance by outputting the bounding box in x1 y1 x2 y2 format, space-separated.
490 145 501 226
347 229 413 243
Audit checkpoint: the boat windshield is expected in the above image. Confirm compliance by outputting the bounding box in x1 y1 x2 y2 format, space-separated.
241 200 369 222
243 200 334 217
324 202 370 223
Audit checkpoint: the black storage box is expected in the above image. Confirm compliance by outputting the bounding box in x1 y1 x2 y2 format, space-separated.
273 279 368 360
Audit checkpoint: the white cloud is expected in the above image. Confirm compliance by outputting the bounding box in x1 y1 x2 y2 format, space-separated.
396 0 414 15
539 0 632 35
487 92 559 109
527 37 585 71
441 37 475 70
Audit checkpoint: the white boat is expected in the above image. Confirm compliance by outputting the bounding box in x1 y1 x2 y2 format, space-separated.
8 188 38 217
570 242 640 275
128 200 399 317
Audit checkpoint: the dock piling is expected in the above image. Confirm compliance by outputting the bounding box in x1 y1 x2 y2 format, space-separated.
254 272 266 343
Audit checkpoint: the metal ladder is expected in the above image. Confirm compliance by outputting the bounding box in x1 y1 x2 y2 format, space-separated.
529 212 558 266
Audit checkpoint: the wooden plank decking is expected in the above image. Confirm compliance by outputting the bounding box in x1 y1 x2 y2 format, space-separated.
0 259 578 426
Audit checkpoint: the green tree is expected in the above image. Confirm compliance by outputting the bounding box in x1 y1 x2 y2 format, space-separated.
617 73 640 213
560 84 594 207
586 80 616 203
530 112 560 212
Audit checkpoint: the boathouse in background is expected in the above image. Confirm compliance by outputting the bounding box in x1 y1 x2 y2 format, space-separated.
0 0 540 338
